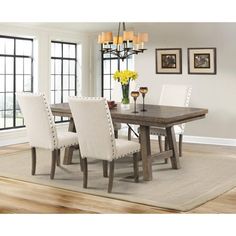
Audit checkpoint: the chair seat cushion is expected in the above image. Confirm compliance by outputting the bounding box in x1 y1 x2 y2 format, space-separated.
149 125 183 135
113 123 121 130
137 125 183 136
57 131 79 149
115 139 140 159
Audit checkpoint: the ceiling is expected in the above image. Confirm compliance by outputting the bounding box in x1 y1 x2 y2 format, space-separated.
6 22 220 36
29 22 119 33
8 22 157 34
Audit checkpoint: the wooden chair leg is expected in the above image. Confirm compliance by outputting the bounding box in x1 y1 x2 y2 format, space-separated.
164 136 169 164
128 127 131 140
164 136 168 150
133 152 139 183
31 147 36 175
79 155 83 172
103 160 108 177
158 135 163 152
83 158 88 188
63 146 74 165
179 134 183 157
50 150 57 179
108 160 115 193
56 149 61 166
76 145 83 172
114 129 118 139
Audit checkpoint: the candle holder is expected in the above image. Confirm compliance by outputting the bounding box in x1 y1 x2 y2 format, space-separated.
131 91 140 113
139 87 148 111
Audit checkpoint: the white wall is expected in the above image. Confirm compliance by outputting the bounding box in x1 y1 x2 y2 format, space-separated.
133 23 236 139
2 22 236 146
0 23 92 146
0 23 92 97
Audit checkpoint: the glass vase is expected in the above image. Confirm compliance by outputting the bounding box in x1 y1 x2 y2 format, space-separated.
121 84 130 104
121 83 130 109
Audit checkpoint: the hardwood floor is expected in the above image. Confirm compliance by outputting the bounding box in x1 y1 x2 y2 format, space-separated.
0 142 236 213
0 176 176 213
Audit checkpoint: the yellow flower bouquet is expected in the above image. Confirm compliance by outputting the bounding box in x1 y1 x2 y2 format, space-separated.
113 70 138 104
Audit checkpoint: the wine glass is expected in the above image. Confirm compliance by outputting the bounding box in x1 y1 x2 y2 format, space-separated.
131 91 140 113
139 87 148 111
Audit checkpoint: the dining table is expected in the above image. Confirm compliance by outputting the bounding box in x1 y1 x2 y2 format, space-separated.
51 103 208 181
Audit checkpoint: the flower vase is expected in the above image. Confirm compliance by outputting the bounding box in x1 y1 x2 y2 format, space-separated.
121 83 130 110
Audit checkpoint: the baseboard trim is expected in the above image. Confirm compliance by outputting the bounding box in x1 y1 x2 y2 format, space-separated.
120 127 236 147
0 123 68 147
183 135 236 147
1 125 236 147
0 128 28 147
151 134 236 147
149 134 236 146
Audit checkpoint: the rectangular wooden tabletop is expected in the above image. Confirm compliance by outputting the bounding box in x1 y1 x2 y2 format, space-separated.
51 103 208 127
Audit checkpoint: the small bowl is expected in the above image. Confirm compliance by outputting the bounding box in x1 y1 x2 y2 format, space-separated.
107 100 116 109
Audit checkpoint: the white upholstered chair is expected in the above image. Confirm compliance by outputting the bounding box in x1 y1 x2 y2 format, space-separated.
17 93 79 179
150 84 192 158
68 97 140 193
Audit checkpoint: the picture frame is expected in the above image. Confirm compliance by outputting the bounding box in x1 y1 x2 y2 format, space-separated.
155 48 182 74
188 47 217 74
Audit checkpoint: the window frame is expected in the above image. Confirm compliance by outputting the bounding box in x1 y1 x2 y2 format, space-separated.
50 40 77 123
101 45 133 100
0 35 33 130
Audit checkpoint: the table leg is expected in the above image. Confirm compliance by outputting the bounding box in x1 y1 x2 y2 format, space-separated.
166 126 181 169
139 125 152 181
63 118 76 165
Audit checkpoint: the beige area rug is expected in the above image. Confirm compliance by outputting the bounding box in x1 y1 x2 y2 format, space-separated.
0 145 236 211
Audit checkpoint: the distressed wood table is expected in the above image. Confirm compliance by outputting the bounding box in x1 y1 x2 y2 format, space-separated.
51 103 208 181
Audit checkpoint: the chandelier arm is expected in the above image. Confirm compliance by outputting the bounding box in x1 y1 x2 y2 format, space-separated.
110 50 121 58
111 52 122 60
124 48 133 58
127 51 138 58
123 50 129 59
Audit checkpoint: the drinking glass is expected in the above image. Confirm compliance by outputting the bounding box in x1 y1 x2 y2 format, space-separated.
131 91 140 113
139 87 148 111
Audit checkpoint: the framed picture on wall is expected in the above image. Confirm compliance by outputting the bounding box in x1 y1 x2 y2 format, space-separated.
155 48 182 74
188 48 217 74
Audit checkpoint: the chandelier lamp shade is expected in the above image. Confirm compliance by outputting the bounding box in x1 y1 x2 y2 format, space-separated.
98 22 148 61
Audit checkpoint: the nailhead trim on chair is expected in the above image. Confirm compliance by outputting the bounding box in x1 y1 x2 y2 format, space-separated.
149 128 169 135
17 92 59 149
96 97 140 159
185 87 192 107
69 96 140 160
137 86 192 136
70 96 117 158
41 94 58 149
26 93 79 150
42 94 79 150
104 99 117 159
115 149 140 159
181 86 192 131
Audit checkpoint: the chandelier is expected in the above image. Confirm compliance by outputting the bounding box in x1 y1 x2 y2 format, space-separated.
98 22 148 61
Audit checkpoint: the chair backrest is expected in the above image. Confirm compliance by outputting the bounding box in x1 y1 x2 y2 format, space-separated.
17 93 58 150
159 84 192 107
159 84 192 132
68 97 116 161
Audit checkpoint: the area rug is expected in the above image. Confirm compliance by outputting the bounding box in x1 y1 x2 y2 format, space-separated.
0 145 236 211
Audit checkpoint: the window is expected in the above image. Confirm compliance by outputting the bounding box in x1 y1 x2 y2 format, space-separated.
0 35 33 130
51 41 77 122
101 45 134 100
